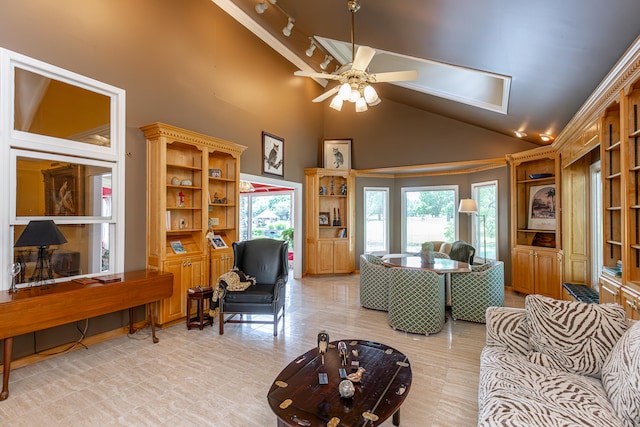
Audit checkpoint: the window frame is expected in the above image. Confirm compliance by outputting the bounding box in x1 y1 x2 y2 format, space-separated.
471 180 498 262
363 186 390 254
401 185 459 253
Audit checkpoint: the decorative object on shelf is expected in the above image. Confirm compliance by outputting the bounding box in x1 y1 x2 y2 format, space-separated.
180 179 192 186
532 232 556 248
319 212 330 226
293 0 417 112
323 139 352 170
330 177 335 195
338 379 355 398
208 217 219 228
170 240 186 254
209 168 222 178
528 173 553 179
528 184 556 230
319 186 327 195
209 234 228 249
177 191 185 207
420 241 435 266
8 263 21 293
341 183 347 195
14 220 67 287
171 176 180 185
239 180 255 193
262 131 284 177
179 218 186 230
318 330 329 364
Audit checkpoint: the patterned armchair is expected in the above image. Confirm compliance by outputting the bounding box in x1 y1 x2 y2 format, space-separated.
359 254 390 311
388 267 445 335
450 261 504 323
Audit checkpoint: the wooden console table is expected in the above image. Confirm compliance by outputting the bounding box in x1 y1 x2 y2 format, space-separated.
0 269 173 401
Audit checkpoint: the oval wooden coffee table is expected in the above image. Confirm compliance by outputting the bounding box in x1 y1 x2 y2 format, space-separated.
267 340 412 426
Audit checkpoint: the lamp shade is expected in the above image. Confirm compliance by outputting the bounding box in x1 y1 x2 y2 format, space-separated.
458 199 478 214
14 220 67 247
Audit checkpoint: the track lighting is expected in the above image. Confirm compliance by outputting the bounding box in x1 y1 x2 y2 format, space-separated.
282 18 294 37
255 1 268 13
305 39 317 57
319 55 332 70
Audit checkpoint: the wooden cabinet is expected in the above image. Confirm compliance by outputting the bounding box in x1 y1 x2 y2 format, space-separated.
210 248 234 284
142 123 245 325
599 273 622 305
512 247 562 298
507 147 563 299
304 168 355 274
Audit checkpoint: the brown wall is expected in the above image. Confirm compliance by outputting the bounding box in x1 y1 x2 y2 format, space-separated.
0 0 540 356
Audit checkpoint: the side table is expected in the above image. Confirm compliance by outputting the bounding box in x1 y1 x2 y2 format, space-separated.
186 287 214 330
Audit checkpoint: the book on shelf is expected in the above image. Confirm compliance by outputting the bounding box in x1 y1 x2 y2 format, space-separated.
170 240 187 254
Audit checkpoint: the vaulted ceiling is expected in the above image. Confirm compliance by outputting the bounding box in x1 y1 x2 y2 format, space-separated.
213 0 640 145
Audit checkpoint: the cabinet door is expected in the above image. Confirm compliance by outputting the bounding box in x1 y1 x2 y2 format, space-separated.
187 257 205 288
317 240 335 274
512 248 535 294
161 259 186 323
534 250 562 299
333 240 352 273
620 287 640 320
210 249 233 284
599 276 621 304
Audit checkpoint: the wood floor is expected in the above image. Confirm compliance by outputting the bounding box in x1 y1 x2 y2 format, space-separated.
0 273 525 426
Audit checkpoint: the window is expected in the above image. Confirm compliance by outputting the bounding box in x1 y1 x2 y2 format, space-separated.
471 181 498 262
239 191 293 243
402 186 458 253
3 48 125 290
364 187 389 254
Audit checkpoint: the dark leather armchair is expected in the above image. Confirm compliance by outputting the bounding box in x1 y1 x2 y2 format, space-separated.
218 239 289 336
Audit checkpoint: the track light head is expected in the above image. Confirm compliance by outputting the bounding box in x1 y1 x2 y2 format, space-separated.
255 1 268 13
305 41 317 57
320 55 332 70
282 18 294 37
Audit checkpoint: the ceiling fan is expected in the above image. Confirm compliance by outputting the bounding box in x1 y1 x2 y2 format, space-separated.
294 0 418 112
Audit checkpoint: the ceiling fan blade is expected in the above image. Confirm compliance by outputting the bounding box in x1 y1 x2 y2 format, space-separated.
312 86 340 103
369 70 418 83
351 46 376 71
294 70 340 80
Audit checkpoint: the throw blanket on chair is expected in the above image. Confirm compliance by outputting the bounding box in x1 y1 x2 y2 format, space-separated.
210 268 256 316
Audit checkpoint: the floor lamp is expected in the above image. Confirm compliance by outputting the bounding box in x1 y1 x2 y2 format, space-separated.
14 220 67 288
458 199 487 263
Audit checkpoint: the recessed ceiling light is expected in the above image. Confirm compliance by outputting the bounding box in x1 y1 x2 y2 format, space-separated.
514 131 527 138
540 134 553 142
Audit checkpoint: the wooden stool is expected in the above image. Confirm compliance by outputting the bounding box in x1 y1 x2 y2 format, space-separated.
186 287 214 330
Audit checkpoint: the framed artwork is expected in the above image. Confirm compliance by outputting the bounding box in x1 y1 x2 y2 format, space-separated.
262 131 284 177
319 212 330 226
42 164 85 216
210 234 228 249
323 139 352 170
528 184 556 230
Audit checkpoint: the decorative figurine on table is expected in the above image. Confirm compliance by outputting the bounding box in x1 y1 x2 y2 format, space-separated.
318 330 329 364
8 263 21 293
339 379 355 398
338 341 348 366
347 367 366 383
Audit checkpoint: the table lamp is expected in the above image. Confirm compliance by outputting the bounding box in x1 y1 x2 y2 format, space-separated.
14 220 67 285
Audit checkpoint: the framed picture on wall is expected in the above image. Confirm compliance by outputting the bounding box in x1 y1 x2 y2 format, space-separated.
262 132 284 177
528 184 556 230
323 139 351 170
42 164 84 216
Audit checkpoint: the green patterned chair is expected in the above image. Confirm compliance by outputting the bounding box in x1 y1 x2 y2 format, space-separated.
359 254 390 311
388 267 445 335
450 261 504 323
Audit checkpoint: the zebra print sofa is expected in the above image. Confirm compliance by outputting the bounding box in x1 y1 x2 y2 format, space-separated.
478 295 640 427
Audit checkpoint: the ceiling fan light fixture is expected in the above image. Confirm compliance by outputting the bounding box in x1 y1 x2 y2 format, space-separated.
355 97 368 112
338 83 352 100
319 55 332 70
255 1 268 14
282 18 294 37
330 94 344 111
349 89 360 103
363 85 378 103
368 97 381 106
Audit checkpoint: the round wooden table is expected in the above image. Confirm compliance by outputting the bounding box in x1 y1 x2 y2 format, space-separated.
267 340 412 426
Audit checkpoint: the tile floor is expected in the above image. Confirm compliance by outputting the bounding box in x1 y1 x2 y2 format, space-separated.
0 273 525 426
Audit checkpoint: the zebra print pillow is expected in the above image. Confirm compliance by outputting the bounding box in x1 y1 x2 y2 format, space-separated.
525 294 628 378
601 320 640 427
